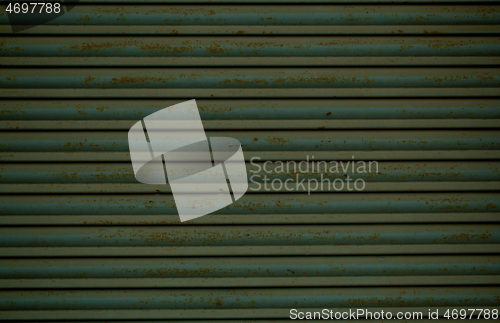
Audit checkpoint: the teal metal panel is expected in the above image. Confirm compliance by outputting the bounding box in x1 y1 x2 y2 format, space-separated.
0 0 499 321
3 37 499 57
1 99 499 120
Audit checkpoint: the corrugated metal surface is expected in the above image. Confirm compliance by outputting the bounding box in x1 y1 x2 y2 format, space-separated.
0 0 499 321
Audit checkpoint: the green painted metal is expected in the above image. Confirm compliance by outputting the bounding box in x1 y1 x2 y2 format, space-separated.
1 5 499 26
2 68 499 88
2 99 500 120
1 287 498 310
2 256 497 278
0 0 499 321
1 161 498 183
1 130 499 151
1 224 498 246
3 37 499 57
2 193 498 215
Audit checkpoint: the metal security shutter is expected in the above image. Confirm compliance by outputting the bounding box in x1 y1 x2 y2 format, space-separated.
0 0 499 321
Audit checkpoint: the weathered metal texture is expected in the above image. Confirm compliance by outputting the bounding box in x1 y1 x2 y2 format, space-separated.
2 36 500 68
1 193 498 214
2 256 497 279
1 161 498 183
3 37 499 57
0 4 498 38
0 0 499 321
1 68 499 88
2 99 500 120
2 98 500 130
4 119 500 130
1 5 498 26
1 256 499 288
1 67 499 100
1 224 498 246
1 130 499 151
1 288 499 310
4 57 500 66
1 213 499 226
0 287 498 320
2 150 500 162
3 26 500 36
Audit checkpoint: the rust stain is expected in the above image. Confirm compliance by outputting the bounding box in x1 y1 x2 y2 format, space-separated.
110 76 167 84
265 137 290 147
443 232 493 242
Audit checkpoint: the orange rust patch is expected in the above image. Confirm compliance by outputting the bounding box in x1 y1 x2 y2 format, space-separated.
265 137 290 147
111 76 167 84
443 232 493 242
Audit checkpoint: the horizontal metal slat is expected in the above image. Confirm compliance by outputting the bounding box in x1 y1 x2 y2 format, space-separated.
3 57 500 67
1 130 498 152
3 119 500 130
0 287 497 310
0 161 497 192
1 68 498 89
3 88 500 98
3 99 498 120
2 98 499 128
1 193 497 215
0 224 497 247
3 182 499 194
2 37 498 58
1 255 496 278
3 275 499 288
1 162 496 183
4 260 498 287
3 245 499 257
1 213 499 226
2 26 499 36
1 5 498 26
3 151 500 162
